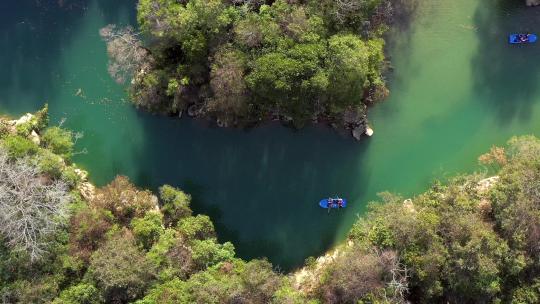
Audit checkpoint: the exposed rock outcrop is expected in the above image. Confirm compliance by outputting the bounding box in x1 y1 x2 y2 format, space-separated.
78 182 96 201
403 198 415 213
13 113 34 126
365 126 374 137
344 107 368 141
352 126 365 140
476 176 500 194
526 0 540 7
29 130 40 145
74 168 89 182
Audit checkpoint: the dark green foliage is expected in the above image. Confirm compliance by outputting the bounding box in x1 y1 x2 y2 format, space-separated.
37 149 64 178
61 166 81 187
490 136 540 266
160 185 192 227
2 135 38 158
131 0 389 127
89 230 156 303
135 278 189 304
139 259 282 304
52 283 101 304
510 280 540 304
177 214 216 241
34 104 49 131
343 136 540 303
3 121 540 304
131 211 165 250
42 127 74 160
190 239 235 271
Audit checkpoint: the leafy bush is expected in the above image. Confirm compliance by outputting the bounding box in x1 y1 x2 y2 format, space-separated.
52 283 101 304
131 211 165 250
177 214 216 241
0 120 10 138
89 230 156 302
61 166 81 187
37 149 64 178
160 185 192 227
191 239 235 271
42 127 74 160
91 176 157 225
2 135 38 158
135 278 190 304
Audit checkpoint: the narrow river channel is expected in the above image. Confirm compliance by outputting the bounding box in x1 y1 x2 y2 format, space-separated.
1 0 539 270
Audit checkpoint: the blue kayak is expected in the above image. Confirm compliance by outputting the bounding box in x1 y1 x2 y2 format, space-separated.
509 33 537 44
319 198 347 209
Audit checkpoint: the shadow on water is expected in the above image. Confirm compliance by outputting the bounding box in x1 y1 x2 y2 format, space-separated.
471 1 540 123
131 113 371 270
0 0 370 271
383 0 423 102
0 0 136 113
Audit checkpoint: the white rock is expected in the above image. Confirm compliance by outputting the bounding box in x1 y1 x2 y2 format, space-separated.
14 113 34 126
365 126 374 137
526 0 540 7
476 176 500 194
29 130 40 145
403 199 416 213
78 182 96 201
74 168 89 182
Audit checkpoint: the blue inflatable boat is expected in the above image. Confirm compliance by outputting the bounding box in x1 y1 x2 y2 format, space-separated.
319 197 347 209
509 33 537 44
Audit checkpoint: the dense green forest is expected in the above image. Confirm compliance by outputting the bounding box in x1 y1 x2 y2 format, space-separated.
1 107 540 303
102 0 396 134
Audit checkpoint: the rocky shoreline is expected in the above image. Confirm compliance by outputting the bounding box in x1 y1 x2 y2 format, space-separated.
181 103 375 141
0 110 96 202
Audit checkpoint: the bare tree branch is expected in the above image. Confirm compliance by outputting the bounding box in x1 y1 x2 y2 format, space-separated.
0 148 71 261
100 24 153 84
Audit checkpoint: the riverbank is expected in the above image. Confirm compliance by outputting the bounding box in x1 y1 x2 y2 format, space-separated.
4 0 540 281
2 108 540 303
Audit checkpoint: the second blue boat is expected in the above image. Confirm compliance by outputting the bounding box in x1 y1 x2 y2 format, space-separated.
509 33 537 44
319 197 347 209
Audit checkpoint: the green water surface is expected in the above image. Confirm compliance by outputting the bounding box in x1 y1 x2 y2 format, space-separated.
1 0 539 270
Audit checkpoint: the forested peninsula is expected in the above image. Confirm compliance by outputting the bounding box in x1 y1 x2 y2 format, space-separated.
1 106 540 303
101 0 402 139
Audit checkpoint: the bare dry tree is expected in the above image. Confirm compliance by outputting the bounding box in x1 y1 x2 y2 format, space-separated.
0 148 71 261
99 24 153 84
376 249 410 303
334 0 365 23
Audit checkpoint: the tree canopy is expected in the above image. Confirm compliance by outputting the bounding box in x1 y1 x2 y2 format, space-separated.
103 0 392 131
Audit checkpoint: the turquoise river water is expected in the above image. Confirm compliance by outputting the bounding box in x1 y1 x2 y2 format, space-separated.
1 0 540 270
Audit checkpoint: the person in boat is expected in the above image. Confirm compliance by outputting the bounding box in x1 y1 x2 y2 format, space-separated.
327 198 334 208
337 199 343 208
519 34 529 42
